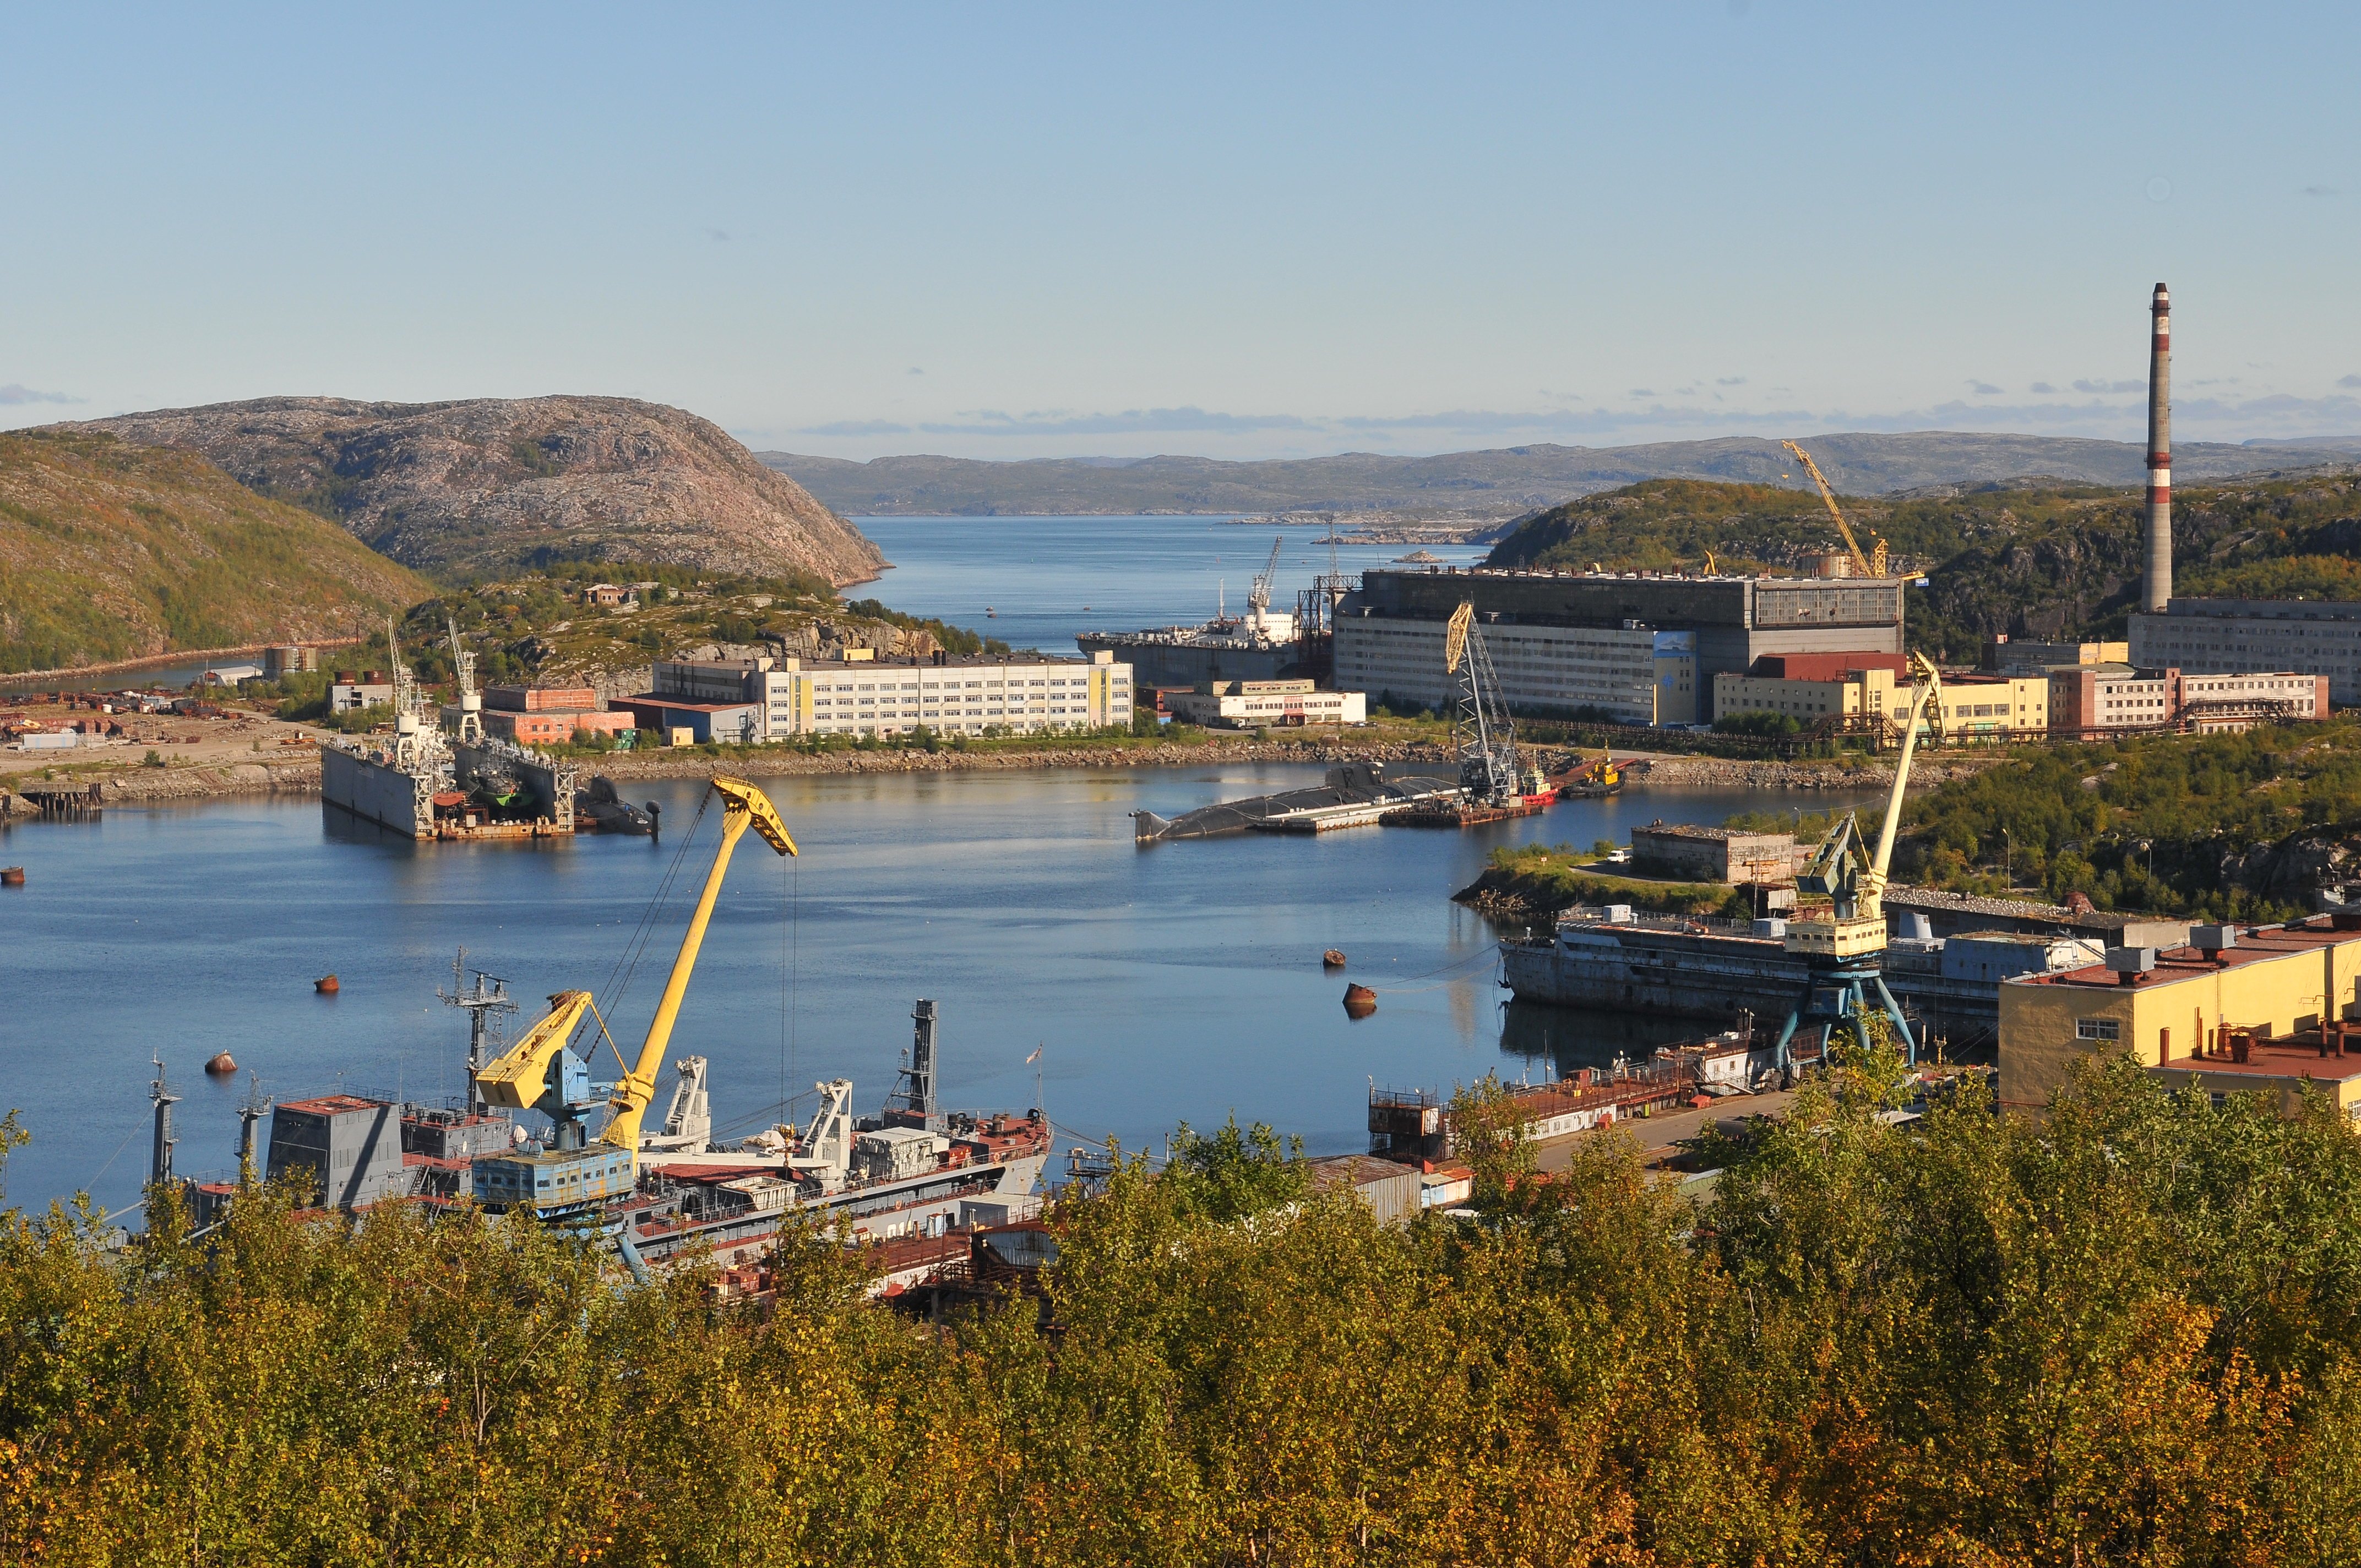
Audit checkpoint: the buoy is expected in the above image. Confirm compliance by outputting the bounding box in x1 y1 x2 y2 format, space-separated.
1342 983 1378 1019
1322 949 1347 969
315 974 340 994
204 1051 237 1076
0 866 22 886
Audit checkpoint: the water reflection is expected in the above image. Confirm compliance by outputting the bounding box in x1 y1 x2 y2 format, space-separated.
1495 998 1749 1079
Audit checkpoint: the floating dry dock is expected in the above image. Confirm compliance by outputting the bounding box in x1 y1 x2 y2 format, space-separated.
1134 761 1459 841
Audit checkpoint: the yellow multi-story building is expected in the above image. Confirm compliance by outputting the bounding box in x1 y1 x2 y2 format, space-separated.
1998 916 2361 1119
1712 657 2048 745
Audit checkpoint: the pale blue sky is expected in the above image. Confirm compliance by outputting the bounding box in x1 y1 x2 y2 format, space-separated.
4 3 2357 458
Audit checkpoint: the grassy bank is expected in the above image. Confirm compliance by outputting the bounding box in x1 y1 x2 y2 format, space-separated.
1455 843 1749 919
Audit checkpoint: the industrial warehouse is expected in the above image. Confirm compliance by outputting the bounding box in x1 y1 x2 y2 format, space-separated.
1333 565 1902 723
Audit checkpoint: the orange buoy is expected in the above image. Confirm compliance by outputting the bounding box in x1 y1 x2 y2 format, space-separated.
1321 949 1347 969
204 1051 237 1076
1342 983 1378 1019
315 974 340 994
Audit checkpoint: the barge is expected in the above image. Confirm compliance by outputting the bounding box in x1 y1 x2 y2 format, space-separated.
1499 908 2103 1055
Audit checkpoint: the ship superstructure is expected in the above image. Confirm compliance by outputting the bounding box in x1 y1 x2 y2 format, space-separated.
1077 536 1339 688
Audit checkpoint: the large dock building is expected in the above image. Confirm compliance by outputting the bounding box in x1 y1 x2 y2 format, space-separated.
1332 567 1903 723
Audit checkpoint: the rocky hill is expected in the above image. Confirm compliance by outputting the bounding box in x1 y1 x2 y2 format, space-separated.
1483 469 2361 662
0 431 429 674
72 396 885 585
763 433 2361 518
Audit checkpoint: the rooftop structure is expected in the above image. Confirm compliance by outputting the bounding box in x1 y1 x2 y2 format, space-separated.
1987 637 2128 677
1630 823 1795 886
265 1095 410 1210
2000 913 2361 1113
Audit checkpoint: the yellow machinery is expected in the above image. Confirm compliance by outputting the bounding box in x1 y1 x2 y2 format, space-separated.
1443 601 1520 805
1774 651 1942 1071
1781 439 1890 578
469 777 797 1218
1701 550 1718 576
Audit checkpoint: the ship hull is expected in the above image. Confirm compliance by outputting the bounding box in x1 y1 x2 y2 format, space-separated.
629 1150 1047 1267
1500 924 2012 1054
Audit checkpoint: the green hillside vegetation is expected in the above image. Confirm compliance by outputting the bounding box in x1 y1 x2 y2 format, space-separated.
0 431 430 674
1486 470 2361 664
10 1054 2361 1561
387 567 1015 687
1882 718 2361 921
1461 842 1749 917
1718 718 2361 922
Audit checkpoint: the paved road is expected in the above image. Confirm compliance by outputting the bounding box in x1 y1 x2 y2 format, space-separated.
1532 1088 1798 1174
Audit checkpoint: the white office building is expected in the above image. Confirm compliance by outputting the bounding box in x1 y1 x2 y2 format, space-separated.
2132 600 2361 706
643 650 1135 741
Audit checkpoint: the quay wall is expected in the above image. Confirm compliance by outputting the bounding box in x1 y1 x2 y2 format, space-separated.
320 747 431 839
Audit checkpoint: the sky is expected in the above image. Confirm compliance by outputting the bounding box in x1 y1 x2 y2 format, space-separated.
4 3 2358 461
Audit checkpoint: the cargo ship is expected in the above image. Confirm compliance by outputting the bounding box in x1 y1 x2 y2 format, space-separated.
1076 537 1312 689
231 984 1045 1263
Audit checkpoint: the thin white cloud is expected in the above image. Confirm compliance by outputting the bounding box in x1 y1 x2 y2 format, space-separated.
0 383 78 405
910 407 1318 437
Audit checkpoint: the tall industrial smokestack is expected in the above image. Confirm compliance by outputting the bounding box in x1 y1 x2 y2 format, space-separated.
2143 282 2173 613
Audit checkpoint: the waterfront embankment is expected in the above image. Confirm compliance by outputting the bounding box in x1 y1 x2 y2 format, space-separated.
28 741 2012 809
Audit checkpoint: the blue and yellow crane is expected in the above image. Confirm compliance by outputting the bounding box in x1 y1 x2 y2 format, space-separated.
469 777 796 1220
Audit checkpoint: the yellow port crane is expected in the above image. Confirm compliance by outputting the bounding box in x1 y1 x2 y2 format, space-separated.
471 777 797 1217
1772 649 1943 1072
1780 439 1889 578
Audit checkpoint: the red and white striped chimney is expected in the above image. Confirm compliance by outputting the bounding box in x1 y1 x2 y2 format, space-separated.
2142 282 2172 613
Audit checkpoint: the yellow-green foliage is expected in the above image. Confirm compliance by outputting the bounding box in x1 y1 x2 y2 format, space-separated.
1487 472 2361 662
7 1058 2361 1562
1470 843 1750 916
0 432 428 673
1890 716 2361 920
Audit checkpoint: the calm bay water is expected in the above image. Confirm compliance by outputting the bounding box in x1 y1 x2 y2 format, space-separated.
0 770 1825 1215
3 514 1848 1213
851 515 1492 655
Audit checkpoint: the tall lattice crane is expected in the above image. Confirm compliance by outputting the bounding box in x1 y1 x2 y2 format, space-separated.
1781 440 1889 578
1444 601 1519 805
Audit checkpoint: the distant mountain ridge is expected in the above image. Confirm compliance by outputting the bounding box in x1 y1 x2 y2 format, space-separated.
760 433 2361 517
70 396 884 585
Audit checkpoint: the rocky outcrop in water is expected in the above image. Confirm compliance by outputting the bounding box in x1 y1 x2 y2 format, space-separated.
70 396 885 585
